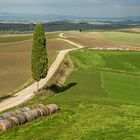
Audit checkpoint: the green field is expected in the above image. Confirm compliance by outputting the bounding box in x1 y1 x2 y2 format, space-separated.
0 50 140 139
0 35 33 43
70 50 140 105
101 32 140 44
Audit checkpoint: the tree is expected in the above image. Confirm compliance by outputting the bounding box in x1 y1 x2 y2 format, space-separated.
31 23 48 92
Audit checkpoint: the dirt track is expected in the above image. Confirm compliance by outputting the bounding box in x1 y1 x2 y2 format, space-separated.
0 33 83 112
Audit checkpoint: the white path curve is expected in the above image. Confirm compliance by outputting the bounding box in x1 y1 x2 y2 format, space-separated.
0 33 83 112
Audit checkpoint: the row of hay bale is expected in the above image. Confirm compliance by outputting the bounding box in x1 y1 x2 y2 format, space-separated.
0 104 59 131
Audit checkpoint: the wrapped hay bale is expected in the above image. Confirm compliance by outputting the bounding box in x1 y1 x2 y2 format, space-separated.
30 110 39 119
20 107 30 112
22 112 33 122
0 103 59 131
34 108 44 116
6 118 17 126
40 107 47 116
14 107 30 115
49 104 59 112
0 107 30 121
0 112 15 120
22 110 39 122
0 120 12 131
44 107 51 115
46 104 59 114
15 115 26 125
13 109 23 115
9 117 19 125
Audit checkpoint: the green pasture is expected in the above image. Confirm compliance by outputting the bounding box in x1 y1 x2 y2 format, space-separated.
0 35 32 43
1 50 140 139
101 31 140 44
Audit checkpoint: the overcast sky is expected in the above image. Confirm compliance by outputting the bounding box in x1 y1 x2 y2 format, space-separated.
0 0 140 17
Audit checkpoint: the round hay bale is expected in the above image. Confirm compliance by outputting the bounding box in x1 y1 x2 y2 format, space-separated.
47 104 59 112
34 109 42 116
9 117 19 125
30 110 39 119
40 107 48 116
22 112 33 122
45 104 59 115
9 112 16 116
13 107 30 116
14 109 23 115
0 112 15 119
44 107 51 115
35 108 44 116
28 110 36 119
46 106 54 114
0 120 12 131
22 110 37 122
15 115 26 125
21 107 30 112
6 118 17 127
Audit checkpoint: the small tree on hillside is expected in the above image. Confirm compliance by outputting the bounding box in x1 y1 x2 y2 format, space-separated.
32 23 48 92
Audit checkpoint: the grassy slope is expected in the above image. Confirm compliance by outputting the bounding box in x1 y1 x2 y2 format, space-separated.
70 50 140 105
102 32 140 44
0 50 140 140
0 35 32 43
102 71 140 105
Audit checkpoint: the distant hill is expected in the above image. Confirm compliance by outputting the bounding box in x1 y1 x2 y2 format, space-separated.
0 21 140 32
0 13 140 23
0 13 140 32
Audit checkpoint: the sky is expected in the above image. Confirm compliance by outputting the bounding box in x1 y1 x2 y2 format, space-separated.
0 0 140 17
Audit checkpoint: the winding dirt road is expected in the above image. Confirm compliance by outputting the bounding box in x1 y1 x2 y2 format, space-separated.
0 33 83 112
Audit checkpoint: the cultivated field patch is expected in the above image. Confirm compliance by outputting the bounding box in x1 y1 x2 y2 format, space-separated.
101 32 140 44
0 35 32 43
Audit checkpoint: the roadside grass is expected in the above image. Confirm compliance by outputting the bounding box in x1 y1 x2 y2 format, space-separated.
0 35 32 43
0 33 74 97
0 50 140 140
101 32 140 44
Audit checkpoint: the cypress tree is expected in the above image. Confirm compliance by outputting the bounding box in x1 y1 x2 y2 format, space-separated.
31 23 48 91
